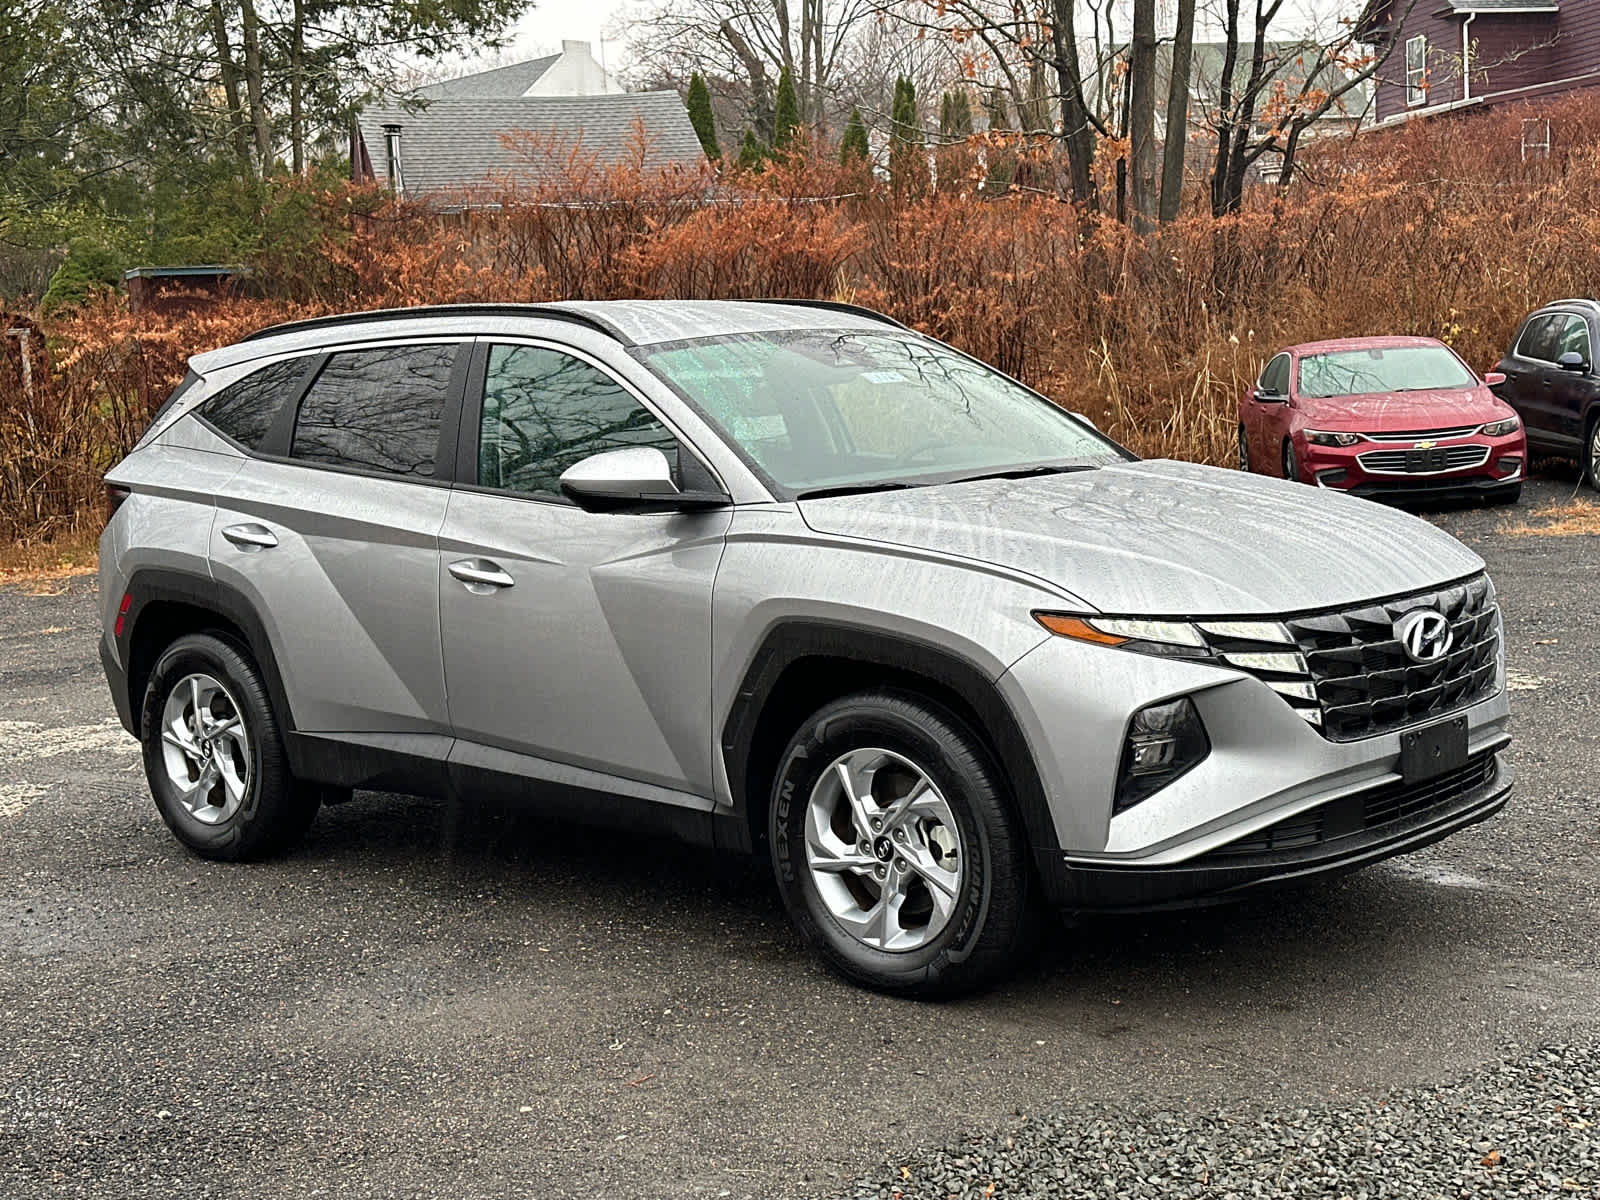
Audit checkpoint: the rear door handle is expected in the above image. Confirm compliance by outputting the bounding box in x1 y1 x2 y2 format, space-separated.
448 558 515 593
220 523 278 551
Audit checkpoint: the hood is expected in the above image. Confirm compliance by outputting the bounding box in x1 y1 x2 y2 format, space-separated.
798 459 1483 616
1296 385 1510 431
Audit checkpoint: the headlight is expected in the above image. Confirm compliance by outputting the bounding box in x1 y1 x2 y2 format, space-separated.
1303 429 1362 447
1480 416 1520 437
1116 698 1210 812
1032 614 1210 657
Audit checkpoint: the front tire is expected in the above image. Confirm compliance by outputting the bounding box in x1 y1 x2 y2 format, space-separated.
140 633 319 861
1585 418 1600 492
1282 438 1300 482
1237 424 1250 473
768 690 1034 997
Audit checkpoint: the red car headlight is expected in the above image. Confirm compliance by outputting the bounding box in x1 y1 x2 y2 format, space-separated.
1479 417 1520 438
1303 429 1362 447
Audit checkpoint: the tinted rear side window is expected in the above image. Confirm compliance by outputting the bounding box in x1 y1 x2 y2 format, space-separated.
291 344 458 478
197 358 311 450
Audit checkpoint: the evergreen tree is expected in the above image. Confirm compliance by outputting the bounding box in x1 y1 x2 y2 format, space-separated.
839 108 870 165
772 68 800 150
943 91 973 137
686 73 720 161
737 129 767 170
889 76 927 194
982 86 1016 195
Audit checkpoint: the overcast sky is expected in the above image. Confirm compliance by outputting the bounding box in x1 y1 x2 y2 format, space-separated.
444 0 1354 83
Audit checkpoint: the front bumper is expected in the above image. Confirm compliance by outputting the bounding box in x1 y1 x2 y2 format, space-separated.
1035 749 1511 912
998 626 1512 912
1300 432 1524 501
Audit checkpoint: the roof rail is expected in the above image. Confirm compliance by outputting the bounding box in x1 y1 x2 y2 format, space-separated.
1546 297 1600 312
757 298 912 332
239 303 634 346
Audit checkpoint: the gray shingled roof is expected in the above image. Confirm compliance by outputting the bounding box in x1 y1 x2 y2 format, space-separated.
356 93 705 199
415 56 560 99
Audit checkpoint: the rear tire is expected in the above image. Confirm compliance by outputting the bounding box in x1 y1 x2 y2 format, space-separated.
139 633 319 861
768 690 1035 998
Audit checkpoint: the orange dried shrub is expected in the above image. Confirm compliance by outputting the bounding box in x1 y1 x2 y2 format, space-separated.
12 93 1600 543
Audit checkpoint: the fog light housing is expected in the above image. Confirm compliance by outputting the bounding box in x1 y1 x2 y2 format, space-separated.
1115 697 1210 813
1496 456 1522 478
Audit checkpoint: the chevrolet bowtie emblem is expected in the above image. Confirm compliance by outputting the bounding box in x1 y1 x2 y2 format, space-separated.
1414 439 1437 449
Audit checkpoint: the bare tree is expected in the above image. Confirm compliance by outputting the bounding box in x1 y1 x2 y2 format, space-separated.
625 0 877 137
1158 0 1194 222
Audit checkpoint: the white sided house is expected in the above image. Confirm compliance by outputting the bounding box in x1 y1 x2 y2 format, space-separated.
417 41 625 100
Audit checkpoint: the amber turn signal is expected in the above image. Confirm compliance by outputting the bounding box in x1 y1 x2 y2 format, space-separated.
1032 613 1129 646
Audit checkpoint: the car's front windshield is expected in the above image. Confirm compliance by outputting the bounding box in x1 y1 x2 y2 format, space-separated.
634 329 1125 496
1297 346 1476 399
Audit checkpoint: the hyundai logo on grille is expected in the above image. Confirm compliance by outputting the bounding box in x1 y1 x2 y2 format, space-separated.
1394 609 1453 663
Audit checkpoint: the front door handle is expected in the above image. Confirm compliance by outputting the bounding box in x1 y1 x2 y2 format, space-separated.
448 558 515 593
220 523 278 551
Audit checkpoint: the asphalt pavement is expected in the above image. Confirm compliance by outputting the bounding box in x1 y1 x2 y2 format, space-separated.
1 475 1596 1199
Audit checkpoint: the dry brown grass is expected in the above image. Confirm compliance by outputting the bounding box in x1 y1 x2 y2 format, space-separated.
1500 496 1600 537
0 529 99 588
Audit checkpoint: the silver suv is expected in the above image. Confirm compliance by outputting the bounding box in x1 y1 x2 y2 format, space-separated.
98 301 1512 995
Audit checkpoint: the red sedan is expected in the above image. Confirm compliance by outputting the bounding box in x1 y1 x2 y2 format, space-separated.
1238 336 1526 504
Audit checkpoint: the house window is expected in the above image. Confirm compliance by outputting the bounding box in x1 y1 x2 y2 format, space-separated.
1406 35 1428 107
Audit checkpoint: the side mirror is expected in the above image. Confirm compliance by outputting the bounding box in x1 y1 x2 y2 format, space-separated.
1557 351 1589 373
559 447 730 512
1253 388 1288 405
1484 370 1507 386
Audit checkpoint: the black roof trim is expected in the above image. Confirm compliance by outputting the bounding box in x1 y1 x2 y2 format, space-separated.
240 303 635 347
756 298 912 332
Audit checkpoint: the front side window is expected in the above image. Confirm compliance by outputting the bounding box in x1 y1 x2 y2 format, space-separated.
1296 345 1475 398
477 344 680 498
1260 354 1291 395
1406 35 1428 107
1518 315 1562 362
1557 315 1592 364
637 330 1122 495
290 344 458 478
198 358 313 451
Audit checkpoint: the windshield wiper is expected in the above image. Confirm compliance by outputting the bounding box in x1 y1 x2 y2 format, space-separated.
795 481 918 500
945 464 1098 485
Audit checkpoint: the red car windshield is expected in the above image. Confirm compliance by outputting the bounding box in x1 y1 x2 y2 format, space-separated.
1297 346 1475 398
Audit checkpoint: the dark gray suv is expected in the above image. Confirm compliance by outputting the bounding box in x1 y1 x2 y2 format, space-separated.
1493 298 1600 488
99 301 1512 995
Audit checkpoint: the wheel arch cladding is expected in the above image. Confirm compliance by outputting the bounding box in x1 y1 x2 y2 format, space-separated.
121 570 295 740
722 621 1058 857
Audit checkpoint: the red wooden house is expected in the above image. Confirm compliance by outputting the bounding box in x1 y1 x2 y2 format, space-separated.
1357 0 1600 124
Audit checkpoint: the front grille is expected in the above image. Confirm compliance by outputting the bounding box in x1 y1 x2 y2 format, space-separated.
1361 425 1481 443
1211 751 1497 861
1286 575 1500 741
1357 445 1491 475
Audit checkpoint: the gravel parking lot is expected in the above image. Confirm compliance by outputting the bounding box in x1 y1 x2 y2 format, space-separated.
1 476 1597 1199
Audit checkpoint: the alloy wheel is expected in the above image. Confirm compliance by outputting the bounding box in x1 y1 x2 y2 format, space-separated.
803 747 965 952
1588 421 1600 489
158 673 252 825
